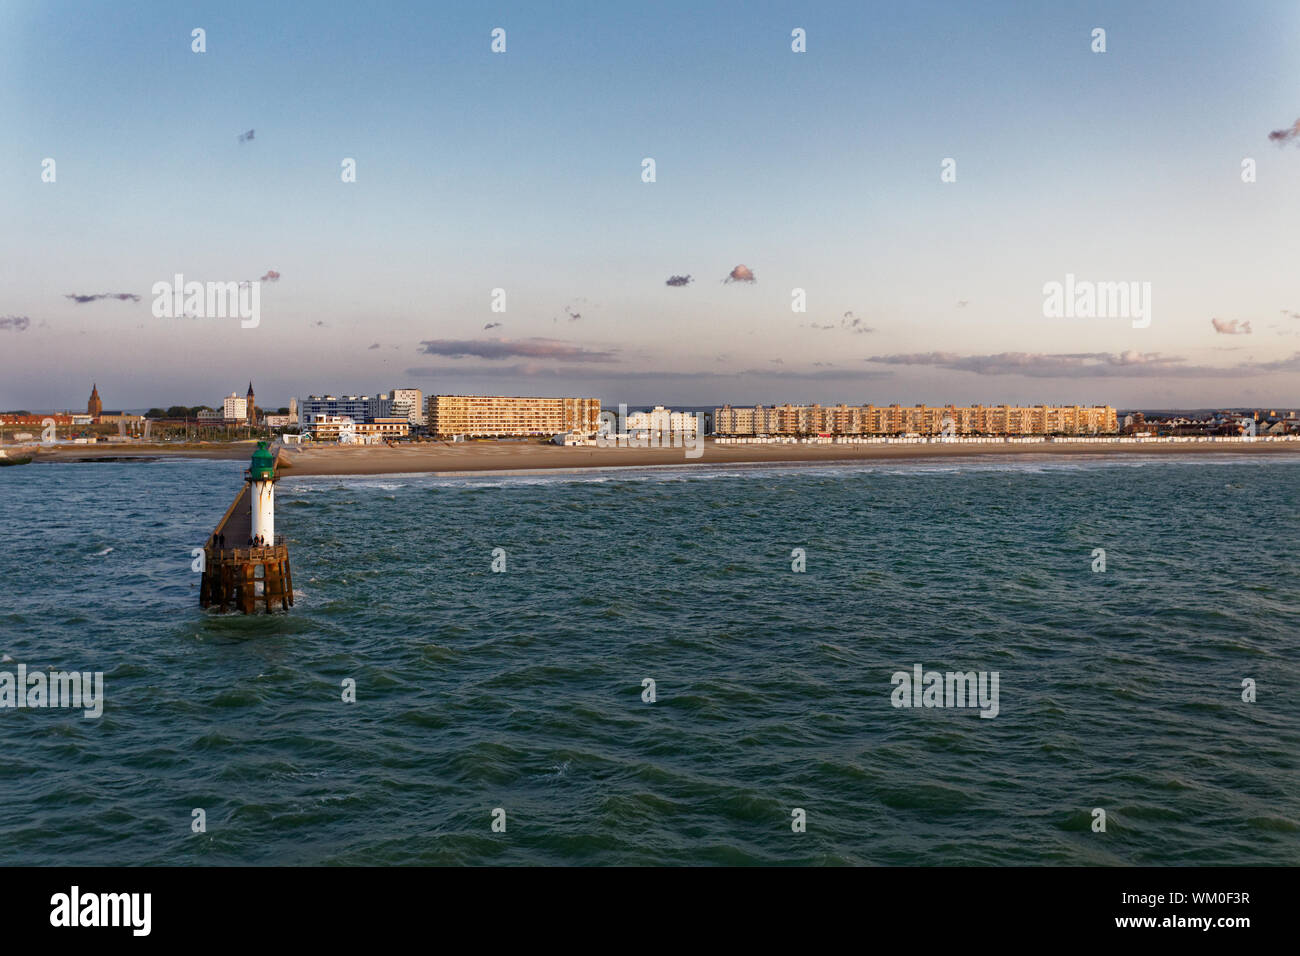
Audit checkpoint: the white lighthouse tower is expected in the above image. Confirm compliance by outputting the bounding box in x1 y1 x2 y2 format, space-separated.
248 441 276 545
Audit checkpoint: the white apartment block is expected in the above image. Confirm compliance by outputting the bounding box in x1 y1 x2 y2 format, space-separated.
625 406 700 435
222 393 248 422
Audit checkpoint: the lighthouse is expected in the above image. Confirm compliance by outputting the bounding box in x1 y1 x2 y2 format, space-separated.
249 440 276 545
201 440 293 612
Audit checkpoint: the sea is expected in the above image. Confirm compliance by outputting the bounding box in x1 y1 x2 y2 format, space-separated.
1 453 1297 865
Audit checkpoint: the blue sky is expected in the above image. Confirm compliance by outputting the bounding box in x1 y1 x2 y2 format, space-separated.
3 0 1299 410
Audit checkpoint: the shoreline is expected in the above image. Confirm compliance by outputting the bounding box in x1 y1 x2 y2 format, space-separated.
16 442 253 463
14 438 1300 477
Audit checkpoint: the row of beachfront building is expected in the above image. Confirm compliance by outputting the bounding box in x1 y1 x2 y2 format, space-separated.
294 392 1118 440
713 403 1118 437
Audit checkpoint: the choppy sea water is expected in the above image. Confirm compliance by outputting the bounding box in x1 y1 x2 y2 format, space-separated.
1 454 1297 865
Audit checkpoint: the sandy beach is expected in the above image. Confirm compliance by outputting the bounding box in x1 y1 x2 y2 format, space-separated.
14 438 1298 476
19 441 255 463
270 439 1300 476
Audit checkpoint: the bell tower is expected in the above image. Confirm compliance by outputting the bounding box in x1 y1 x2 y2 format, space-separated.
87 383 102 419
246 381 256 425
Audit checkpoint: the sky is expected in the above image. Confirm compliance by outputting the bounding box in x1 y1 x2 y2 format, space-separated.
3 0 1299 411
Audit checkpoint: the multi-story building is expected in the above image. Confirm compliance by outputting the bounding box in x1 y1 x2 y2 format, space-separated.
355 418 410 440
426 395 601 439
389 388 425 426
298 394 394 436
713 403 1118 436
624 406 700 436
309 415 357 443
222 393 248 422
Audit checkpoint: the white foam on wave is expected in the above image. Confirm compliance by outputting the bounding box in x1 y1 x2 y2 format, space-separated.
275 451 1300 493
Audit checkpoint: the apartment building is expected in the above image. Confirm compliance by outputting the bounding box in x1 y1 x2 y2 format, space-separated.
221 393 247 422
426 395 601 438
714 403 1117 436
354 418 411 440
624 406 700 436
389 388 425 426
309 414 356 443
298 394 394 435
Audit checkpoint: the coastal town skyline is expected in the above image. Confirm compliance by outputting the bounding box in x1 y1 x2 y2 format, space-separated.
7 378 1300 422
5 0 1300 410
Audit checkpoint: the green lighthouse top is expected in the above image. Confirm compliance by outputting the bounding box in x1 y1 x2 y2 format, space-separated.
249 440 275 482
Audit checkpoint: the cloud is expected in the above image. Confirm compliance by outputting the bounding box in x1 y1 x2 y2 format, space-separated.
866 350 1208 377
417 337 618 362
1247 352 1300 373
0 315 31 331
724 264 756 283
240 269 281 287
1281 310 1300 320
841 311 872 334
368 342 380 349
404 363 891 383
64 293 140 304
803 311 871 334
867 349 1300 379
1211 318 1251 335
483 322 503 330
665 275 693 287
238 129 255 143
1268 119 1300 145
552 298 589 323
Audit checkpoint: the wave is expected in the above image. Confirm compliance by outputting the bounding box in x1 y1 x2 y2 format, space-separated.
277 452 1300 493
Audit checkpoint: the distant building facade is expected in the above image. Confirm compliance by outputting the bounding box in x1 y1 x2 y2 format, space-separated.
222 393 248 422
355 418 410 440
714 403 1118 436
624 406 700 436
98 411 144 426
0 414 74 426
87 384 103 419
309 415 356 443
426 395 601 438
390 388 425 426
298 394 394 435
